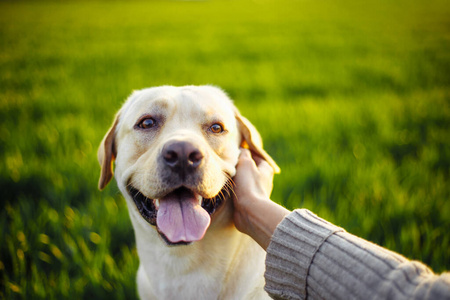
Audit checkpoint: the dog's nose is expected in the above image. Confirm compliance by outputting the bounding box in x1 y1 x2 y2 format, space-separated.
162 141 204 171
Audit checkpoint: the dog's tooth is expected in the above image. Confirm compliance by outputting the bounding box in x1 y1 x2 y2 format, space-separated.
154 199 159 209
196 194 203 205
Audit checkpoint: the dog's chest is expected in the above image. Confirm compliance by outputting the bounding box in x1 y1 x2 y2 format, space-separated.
143 265 226 299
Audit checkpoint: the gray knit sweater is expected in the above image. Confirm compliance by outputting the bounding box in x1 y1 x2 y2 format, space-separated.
265 209 450 300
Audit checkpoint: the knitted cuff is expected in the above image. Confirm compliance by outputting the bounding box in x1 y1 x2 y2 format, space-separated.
264 209 344 300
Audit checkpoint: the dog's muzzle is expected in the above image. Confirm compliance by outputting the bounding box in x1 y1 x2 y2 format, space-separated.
127 184 231 246
127 140 232 245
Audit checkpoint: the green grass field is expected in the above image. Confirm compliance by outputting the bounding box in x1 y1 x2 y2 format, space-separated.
1 0 449 298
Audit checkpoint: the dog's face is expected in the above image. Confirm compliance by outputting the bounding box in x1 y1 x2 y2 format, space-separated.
98 86 279 245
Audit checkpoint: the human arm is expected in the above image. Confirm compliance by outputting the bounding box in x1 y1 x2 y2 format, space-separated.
232 148 290 250
232 149 450 300
265 209 450 300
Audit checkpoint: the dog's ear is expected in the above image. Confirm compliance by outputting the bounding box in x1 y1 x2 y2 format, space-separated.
98 113 120 190
234 109 280 173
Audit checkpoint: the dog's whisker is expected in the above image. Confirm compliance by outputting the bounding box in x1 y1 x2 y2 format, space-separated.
224 178 237 200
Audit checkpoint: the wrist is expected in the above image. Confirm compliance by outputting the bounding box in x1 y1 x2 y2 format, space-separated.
243 197 290 250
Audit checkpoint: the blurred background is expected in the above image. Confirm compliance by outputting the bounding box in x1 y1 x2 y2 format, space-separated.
1 0 449 298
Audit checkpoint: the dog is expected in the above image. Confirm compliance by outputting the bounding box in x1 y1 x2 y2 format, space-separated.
98 85 279 299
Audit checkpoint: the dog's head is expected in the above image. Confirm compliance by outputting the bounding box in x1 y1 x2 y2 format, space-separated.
98 85 279 245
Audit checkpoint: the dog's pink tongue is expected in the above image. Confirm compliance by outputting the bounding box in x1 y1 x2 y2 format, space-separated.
157 191 211 243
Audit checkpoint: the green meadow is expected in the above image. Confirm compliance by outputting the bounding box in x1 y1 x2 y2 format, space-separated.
1 0 449 298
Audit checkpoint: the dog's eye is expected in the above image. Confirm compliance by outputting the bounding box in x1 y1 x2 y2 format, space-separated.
138 118 156 129
210 123 224 134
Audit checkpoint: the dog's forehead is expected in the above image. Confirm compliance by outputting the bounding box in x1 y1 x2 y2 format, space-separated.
122 86 236 123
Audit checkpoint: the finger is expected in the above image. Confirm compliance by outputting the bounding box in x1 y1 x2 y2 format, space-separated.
239 149 272 176
251 152 273 172
239 147 252 159
238 148 250 163
258 159 274 177
251 152 265 165
237 148 256 168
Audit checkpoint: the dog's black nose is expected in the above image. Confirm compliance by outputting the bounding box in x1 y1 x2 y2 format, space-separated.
162 141 204 172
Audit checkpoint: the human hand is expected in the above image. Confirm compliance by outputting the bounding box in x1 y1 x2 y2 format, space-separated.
232 148 289 249
232 148 274 234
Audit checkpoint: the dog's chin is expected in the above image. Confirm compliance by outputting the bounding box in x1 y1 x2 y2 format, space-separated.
127 184 231 246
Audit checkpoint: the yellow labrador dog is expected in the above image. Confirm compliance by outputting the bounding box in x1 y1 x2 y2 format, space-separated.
98 85 279 299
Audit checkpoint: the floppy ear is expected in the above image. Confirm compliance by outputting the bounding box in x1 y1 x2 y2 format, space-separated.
234 109 280 174
98 113 120 190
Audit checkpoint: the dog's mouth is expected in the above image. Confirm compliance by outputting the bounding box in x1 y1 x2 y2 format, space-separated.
127 184 231 246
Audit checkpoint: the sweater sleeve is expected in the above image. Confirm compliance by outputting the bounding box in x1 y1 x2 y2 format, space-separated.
264 209 450 300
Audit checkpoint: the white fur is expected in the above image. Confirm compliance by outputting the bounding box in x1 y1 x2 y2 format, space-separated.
99 86 272 299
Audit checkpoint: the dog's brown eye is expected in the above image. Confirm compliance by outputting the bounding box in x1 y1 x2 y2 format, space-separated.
138 118 156 129
210 123 224 134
